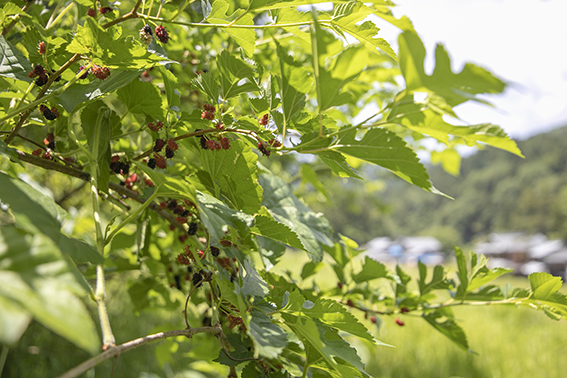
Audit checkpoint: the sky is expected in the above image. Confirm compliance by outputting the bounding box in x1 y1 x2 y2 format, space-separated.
376 0 567 140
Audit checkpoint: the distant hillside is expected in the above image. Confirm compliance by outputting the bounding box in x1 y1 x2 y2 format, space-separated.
311 126 567 249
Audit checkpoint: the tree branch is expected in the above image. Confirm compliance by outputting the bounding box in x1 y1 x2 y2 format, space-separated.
56 327 223 378
13 150 187 233
1 1 33 37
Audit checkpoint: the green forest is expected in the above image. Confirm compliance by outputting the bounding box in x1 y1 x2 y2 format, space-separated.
306 126 567 248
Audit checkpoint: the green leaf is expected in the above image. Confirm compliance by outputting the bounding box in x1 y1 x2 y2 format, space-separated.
0 172 102 264
423 308 469 351
217 50 258 99
418 262 450 296
259 173 333 262
215 334 255 366
242 260 269 298
0 138 21 162
192 71 219 103
207 0 256 56
275 43 313 129
300 164 330 200
0 35 33 82
81 101 115 193
529 272 563 301
0 225 99 353
398 31 506 106
196 191 240 242
158 66 180 110
66 19 174 69
328 128 442 194
281 291 374 342
56 70 140 113
317 150 361 179
200 138 262 213
330 2 397 60
352 256 390 283
116 79 164 120
135 162 196 203
389 96 523 157
251 211 304 251
248 309 288 358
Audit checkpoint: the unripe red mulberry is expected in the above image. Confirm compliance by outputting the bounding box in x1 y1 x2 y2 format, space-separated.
203 103 215 112
220 137 230 150
201 111 215 120
92 65 110 80
395 318 405 326
167 139 178 151
259 113 269 126
38 41 46 55
155 25 169 43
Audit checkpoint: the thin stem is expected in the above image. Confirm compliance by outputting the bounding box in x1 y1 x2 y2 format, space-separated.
1 54 82 143
141 14 321 30
1 1 33 37
69 125 115 348
56 327 223 378
46 2 76 30
184 278 205 329
104 189 160 246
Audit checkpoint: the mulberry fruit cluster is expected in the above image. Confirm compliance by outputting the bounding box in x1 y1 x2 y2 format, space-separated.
39 104 59 121
38 41 46 55
110 156 130 175
92 65 110 80
155 26 169 44
259 114 269 126
28 65 48 86
148 120 163 132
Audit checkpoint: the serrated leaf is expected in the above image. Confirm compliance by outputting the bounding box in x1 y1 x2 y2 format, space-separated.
389 96 523 157
326 128 442 194
192 71 219 103
66 19 174 69
251 212 304 251
281 291 374 342
56 70 140 113
200 139 262 213
259 173 333 262
0 225 99 353
352 256 391 283
196 191 239 242
418 262 450 296
423 308 469 351
242 261 269 298
217 50 258 99
529 272 563 301
207 0 256 56
116 79 164 119
275 43 312 129
0 35 33 82
398 31 506 106
135 162 196 202
317 150 361 179
158 66 180 110
0 172 102 264
248 309 288 358
330 2 397 60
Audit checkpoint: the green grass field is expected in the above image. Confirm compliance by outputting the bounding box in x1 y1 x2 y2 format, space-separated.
3 252 567 378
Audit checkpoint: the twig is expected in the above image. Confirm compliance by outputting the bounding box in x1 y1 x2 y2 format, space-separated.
13 150 186 232
56 327 223 378
1 1 33 37
102 0 143 29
